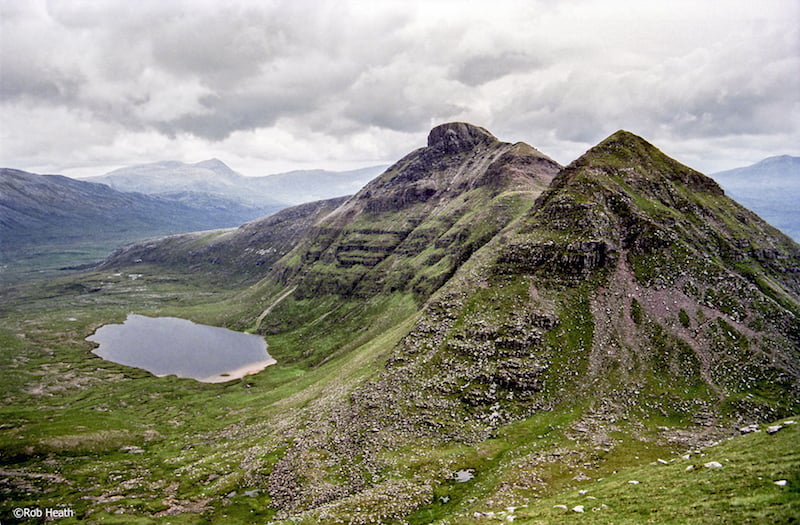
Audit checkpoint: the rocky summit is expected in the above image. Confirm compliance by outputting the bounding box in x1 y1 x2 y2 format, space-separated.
1 124 798 524
269 122 562 301
252 128 800 521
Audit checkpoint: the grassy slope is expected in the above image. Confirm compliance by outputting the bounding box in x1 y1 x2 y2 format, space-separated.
510 419 800 524
1 234 798 524
2 131 799 523
0 266 425 523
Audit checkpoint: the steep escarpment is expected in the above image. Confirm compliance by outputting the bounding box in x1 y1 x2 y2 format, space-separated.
269 122 561 301
262 130 800 521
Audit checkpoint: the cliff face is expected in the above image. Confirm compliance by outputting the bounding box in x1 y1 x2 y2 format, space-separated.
370 130 800 440
262 129 800 518
272 122 562 300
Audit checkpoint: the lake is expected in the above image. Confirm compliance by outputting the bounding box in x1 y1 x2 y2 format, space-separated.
86 314 275 382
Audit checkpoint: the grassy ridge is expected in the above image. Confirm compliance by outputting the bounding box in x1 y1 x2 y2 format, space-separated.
509 419 800 524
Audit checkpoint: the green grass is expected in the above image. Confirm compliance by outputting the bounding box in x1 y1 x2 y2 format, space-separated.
2 138 799 524
0 264 426 523
508 418 800 524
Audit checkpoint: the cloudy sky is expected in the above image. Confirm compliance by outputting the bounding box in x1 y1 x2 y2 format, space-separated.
1 0 798 178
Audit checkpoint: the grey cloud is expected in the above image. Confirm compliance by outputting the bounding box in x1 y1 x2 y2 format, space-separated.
453 52 545 86
2 0 798 176
0 62 82 102
148 11 280 87
159 90 305 141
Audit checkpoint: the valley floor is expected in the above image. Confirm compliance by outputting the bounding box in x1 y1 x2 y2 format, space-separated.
1 269 798 524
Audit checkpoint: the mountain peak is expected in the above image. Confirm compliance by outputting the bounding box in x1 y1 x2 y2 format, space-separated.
193 158 235 173
427 122 497 153
571 129 723 195
753 155 799 170
593 129 665 158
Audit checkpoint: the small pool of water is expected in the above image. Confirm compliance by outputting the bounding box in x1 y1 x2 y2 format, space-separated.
86 314 275 382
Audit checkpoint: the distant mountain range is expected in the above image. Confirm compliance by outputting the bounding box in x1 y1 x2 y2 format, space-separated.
0 160 386 282
0 168 280 282
88 159 387 207
712 155 799 240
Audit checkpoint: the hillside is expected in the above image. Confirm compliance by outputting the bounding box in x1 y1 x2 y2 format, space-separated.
0 124 798 523
247 129 800 521
712 155 800 241
271 122 562 300
99 196 349 284
0 168 285 282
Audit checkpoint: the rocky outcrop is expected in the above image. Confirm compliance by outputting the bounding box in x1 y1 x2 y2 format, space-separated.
426 122 497 154
272 122 562 300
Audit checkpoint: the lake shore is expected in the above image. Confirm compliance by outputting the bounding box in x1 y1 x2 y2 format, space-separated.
200 357 277 383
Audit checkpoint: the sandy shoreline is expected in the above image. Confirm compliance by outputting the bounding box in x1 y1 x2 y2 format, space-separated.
200 358 277 383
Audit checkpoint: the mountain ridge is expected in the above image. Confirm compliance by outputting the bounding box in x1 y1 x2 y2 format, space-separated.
90 158 387 207
0 168 285 282
243 126 800 519
4 124 798 523
266 122 562 302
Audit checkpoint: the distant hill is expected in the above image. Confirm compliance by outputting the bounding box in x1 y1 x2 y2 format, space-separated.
99 196 350 285
0 168 281 281
712 155 800 240
89 159 387 207
2 160 388 282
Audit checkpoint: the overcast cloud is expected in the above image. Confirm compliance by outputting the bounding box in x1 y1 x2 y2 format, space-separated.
1 0 798 177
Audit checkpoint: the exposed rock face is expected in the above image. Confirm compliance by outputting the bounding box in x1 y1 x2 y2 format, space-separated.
271 122 562 300
426 122 497 153
264 127 800 519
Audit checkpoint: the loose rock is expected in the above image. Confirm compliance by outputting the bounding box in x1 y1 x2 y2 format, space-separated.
739 424 759 434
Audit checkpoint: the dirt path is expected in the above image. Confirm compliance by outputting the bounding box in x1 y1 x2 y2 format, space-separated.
253 285 297 332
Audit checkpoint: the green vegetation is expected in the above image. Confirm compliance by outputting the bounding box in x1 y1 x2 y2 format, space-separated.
509 419 800 524
2 125 799 523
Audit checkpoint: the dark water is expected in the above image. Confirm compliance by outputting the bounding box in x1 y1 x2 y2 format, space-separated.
86 314 274 382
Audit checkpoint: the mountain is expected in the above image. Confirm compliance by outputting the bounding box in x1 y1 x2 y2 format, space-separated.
0 168 281 281
247 166 391 205
2 124 799 523
98 196 349 284
269 122 562 302
239 129 800 520
91 158 387 207
93 158 244 194
101 122 562 312
712 155 800 241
